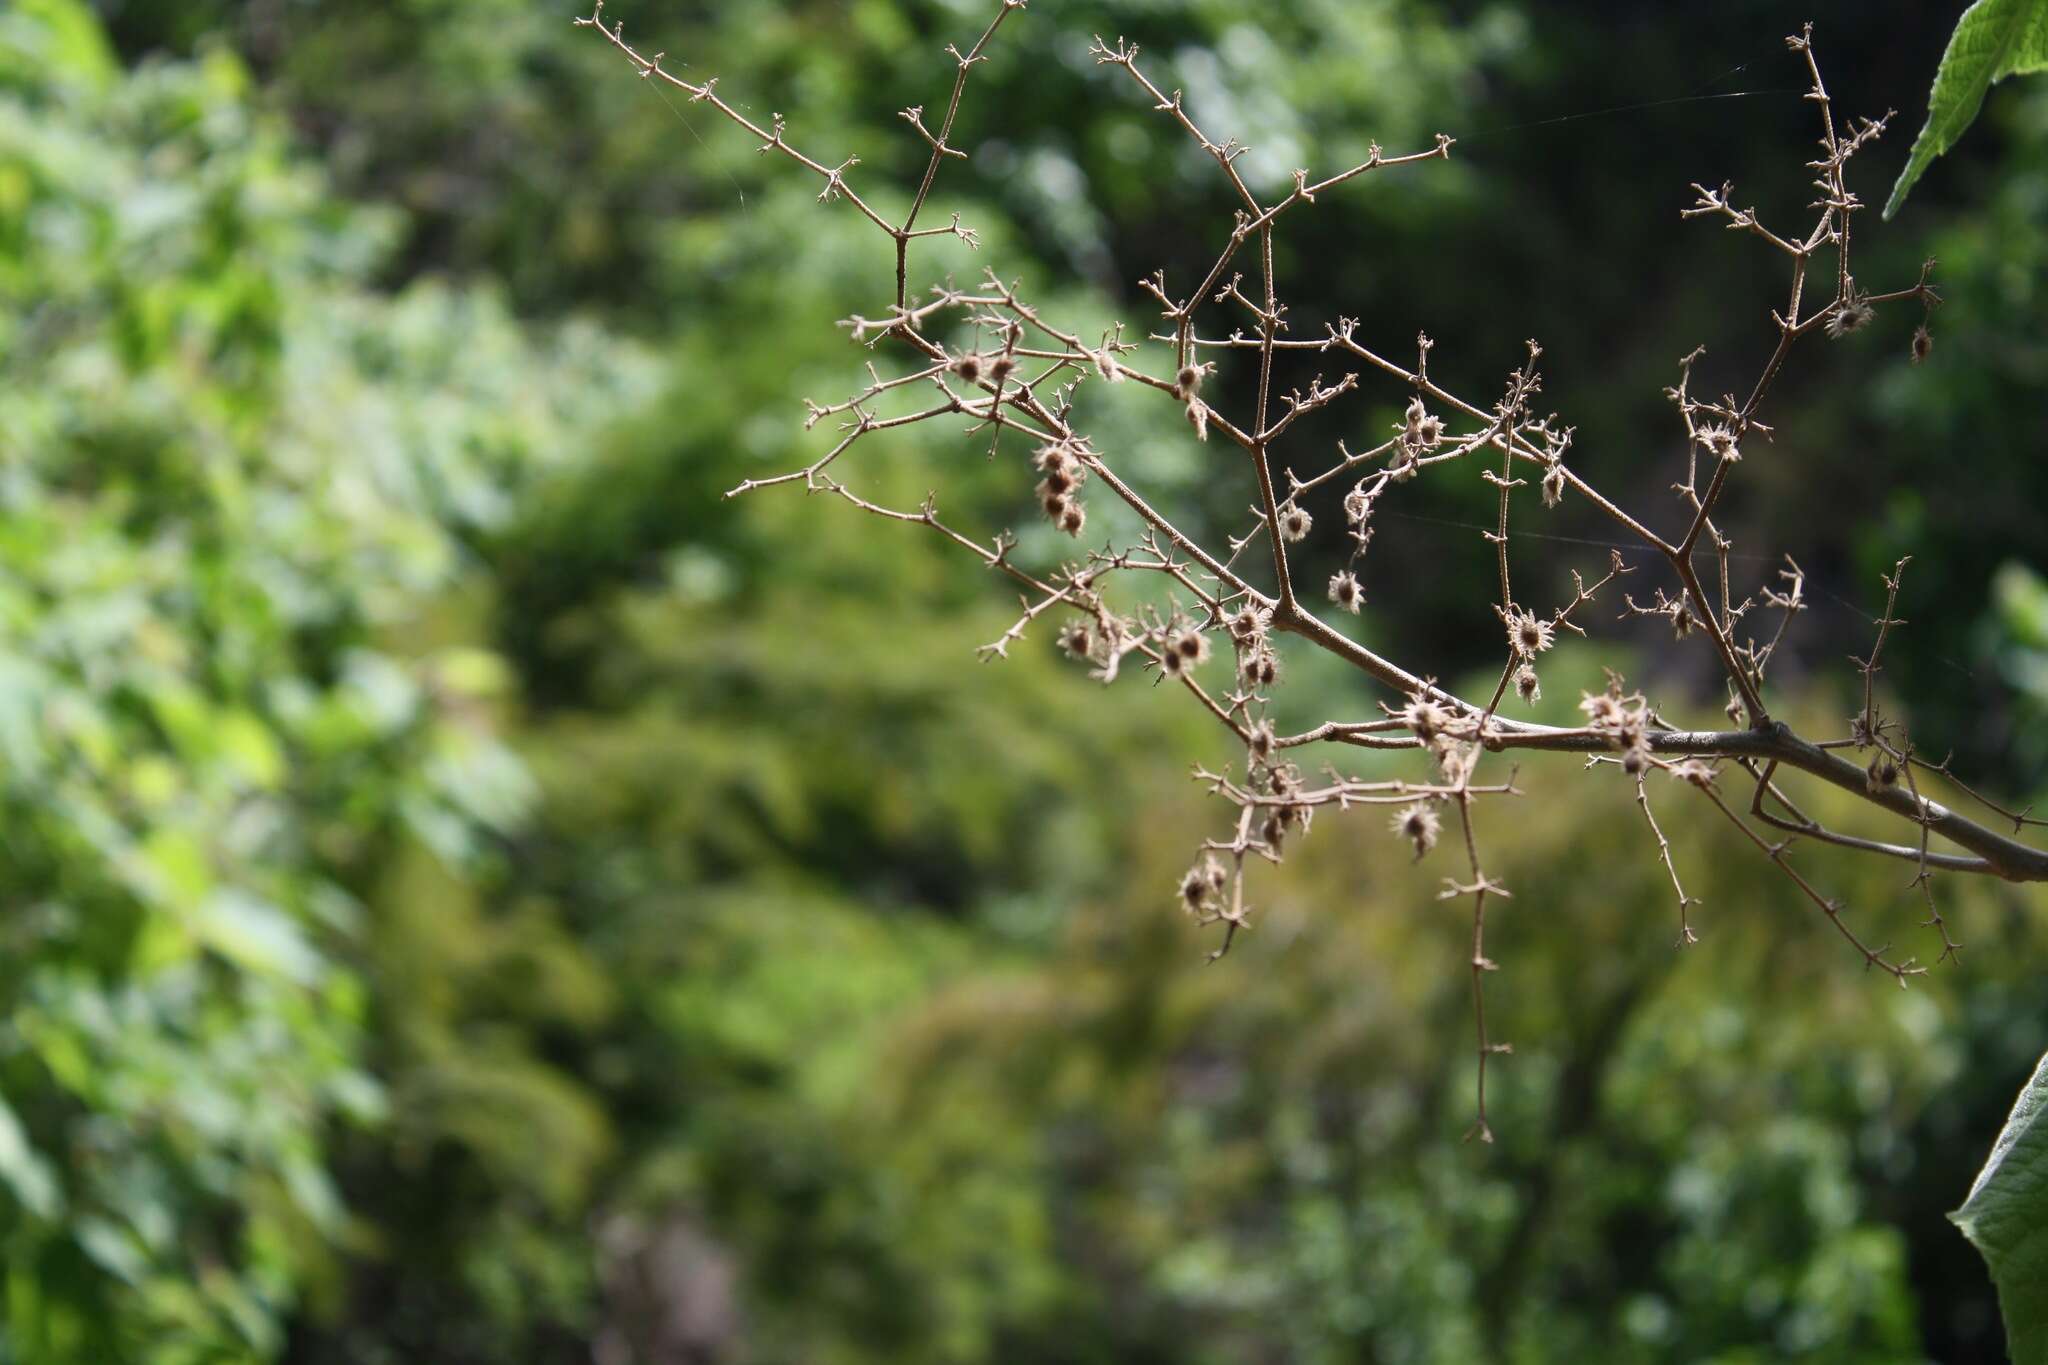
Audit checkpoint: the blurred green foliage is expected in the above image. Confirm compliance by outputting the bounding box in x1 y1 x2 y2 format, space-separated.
0 0 2040 1362
0 0 647 1354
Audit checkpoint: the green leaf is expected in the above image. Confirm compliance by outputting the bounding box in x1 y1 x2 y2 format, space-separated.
194 890 323 985
0 1095 59 1221
1951 1049 2048 1362
1885 0 2048 219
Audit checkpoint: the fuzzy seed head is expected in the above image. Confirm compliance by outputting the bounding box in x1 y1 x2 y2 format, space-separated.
1057 500 1086 537
1698 425 1740 462
1508 610 1554 658
1911 324 1932 365
1242 647 1280 689
988 354 1015 384
1165 625 1210 670
952 352 983 384
1514 663 1541 704
1401 695 1450 741
1225 603 1270 644
1825 291 1875 340
1541 463 1565 509
1035 442 1086 491
1580 691 1625 729
1392 801 1441 860
1669 759 1716 789
1277 503 1313 543
1175 363 1204 400
1434 737 1475 783
1057 620 1094 660
1328 570 1364 613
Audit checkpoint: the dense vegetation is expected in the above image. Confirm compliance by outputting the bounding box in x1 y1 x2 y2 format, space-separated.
1 0 2045 1359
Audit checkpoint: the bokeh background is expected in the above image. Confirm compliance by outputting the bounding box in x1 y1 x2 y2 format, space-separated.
4 0 2048 1360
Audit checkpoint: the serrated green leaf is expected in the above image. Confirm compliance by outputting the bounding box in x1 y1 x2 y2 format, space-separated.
1886 0 2048 219
1951 1048 2048 1362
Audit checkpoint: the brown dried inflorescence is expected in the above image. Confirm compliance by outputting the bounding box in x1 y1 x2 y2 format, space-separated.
582 4 2029 1139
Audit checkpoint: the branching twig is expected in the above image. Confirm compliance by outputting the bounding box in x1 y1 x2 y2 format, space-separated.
581 6 2034 1136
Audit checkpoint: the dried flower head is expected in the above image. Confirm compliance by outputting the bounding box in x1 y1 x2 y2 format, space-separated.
1507 610 1554 659
1056 499 1086 537
1177 856 1228 913
1057 620 1094 660
1328 570 1364 613
1698 425 1740 462
1541 463 1566 509
951 351 984 384
988 354 1015 384
1277 503 1313 543
1401 694 1451 741
1037 464 1076 499
1514 663 1541 705
1165 624 1210 669
1242 646 1280 689
1403 394 1446 451
1224 602 1270 644
1035 440 1082 475
1401 396 1445 451
1174 362 1207 400
1186 399 1210 442
1392 801 1441 859
1825 286 1875 339
1580 690 1625 730
1669 759 1717 789
1911 323 1932 365
1621 740 1652 777
1867 755 1899 792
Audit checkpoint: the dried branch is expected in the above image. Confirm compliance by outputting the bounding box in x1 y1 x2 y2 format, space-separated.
580 5 2035 1136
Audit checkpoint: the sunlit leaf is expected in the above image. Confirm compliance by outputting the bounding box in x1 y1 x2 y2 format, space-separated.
1952 1049 2048 1363
1885 0 2048 218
